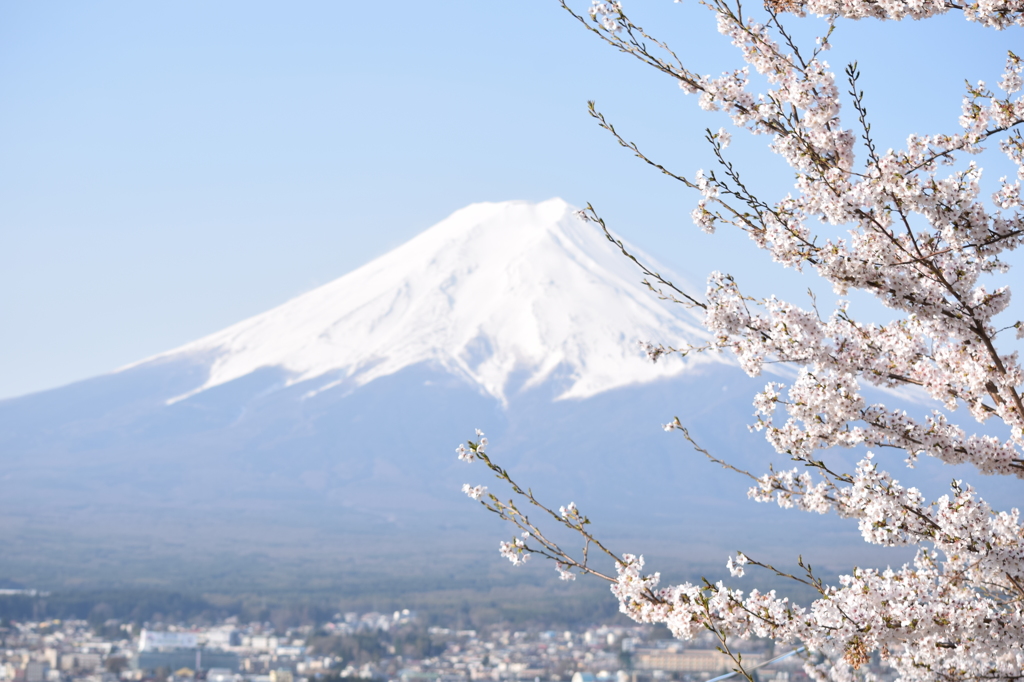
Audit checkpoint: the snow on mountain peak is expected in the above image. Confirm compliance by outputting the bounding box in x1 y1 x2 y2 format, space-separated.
152 198 720 405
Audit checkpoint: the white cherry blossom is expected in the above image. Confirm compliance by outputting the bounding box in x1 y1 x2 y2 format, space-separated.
461 484 487 500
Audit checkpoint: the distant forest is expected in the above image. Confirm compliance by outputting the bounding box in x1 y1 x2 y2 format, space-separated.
0 583 624 631
0 562 829 631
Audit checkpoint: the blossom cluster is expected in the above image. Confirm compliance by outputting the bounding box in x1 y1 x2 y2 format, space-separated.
499 537 531 566
456 429 487 462
611 548 1024 680
588 0 623 33
799 0 1024 30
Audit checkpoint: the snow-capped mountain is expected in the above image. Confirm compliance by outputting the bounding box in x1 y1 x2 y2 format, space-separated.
0 199 900 587
143 198 717 406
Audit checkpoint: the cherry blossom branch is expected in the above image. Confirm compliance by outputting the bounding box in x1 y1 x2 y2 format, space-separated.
459 2 1024 678
575 203 707 310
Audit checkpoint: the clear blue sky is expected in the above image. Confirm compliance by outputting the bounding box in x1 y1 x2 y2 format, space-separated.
1 1 1017 399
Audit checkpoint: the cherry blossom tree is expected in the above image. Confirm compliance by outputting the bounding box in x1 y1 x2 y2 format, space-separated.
459 0 1024 679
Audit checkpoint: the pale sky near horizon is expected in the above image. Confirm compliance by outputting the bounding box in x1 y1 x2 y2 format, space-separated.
1 2 1019 399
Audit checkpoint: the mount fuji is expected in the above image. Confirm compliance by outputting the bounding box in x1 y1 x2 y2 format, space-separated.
0 199 896 587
